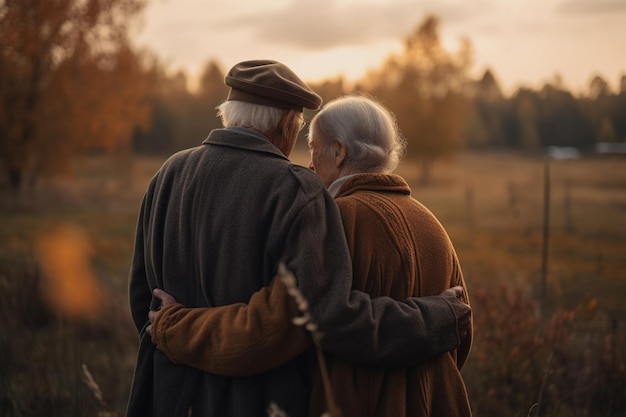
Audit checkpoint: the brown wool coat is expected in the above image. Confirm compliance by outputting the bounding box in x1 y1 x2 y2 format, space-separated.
308 173 472 417
128 127 463 417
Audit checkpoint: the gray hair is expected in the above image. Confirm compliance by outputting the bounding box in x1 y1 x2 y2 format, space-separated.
310 94 406 173
216 100 289 133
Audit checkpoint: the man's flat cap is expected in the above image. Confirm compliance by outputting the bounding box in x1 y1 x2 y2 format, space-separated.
225 60 322 111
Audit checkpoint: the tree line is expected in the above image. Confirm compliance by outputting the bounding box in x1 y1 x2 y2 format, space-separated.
135 16 626 183
2 2 625 193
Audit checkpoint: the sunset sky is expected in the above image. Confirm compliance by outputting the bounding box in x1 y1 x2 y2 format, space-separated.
135 0 626 94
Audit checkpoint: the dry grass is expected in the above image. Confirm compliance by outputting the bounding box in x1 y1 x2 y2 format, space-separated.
1 150 625 416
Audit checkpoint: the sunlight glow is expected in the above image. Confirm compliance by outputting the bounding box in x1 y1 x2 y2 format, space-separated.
136 0 626 94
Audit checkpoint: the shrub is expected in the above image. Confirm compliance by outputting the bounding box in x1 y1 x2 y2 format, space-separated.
464 283 625 417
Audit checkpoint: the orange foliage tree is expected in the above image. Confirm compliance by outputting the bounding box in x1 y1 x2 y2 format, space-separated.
0 0 150 193
363 15 473 183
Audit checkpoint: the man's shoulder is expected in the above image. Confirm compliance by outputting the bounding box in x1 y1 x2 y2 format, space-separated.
285 164 326 196
161 146 201 166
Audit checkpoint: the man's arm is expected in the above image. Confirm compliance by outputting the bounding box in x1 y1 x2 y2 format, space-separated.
149 189 470 375
452 259 473 370
148 280 470 376
278 187 469 366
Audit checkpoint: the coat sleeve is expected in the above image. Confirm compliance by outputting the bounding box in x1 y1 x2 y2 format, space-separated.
283 188 461 367
452 255 473 370
152 276 312 376
152 190 460 374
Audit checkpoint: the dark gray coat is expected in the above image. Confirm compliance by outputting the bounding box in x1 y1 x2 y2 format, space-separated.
126 127 460 417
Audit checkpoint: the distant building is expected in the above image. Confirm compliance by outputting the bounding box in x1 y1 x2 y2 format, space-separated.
546 146 580 160
595 142 626 156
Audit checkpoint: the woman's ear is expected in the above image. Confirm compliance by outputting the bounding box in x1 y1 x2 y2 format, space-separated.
333 140 346 167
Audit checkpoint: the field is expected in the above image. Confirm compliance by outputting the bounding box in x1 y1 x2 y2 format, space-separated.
1 150 625 416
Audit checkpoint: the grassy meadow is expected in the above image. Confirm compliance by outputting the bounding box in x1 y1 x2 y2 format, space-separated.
1 150 625 416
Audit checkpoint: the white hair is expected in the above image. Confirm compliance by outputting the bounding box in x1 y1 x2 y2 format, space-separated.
310 94 406 173
216 100 288 133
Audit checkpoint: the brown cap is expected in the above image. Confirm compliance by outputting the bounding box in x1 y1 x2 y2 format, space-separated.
225 60 322 111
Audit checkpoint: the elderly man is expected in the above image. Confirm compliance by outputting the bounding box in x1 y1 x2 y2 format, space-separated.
126 60 470 417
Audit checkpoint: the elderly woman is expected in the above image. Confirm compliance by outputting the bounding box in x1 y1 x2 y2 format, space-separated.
147 94 472 417
306 94 472 417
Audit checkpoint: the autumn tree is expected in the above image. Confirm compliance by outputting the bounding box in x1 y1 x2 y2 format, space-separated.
309 77 348 106
181 60 229 149
465 69 509 149
132 65 190 155
582 74 626 145
133 60 230 155
537 83 594 148
588 74 613 100
0 0 149 193
613 75 626 141
513 88 541 151
363 15 473 183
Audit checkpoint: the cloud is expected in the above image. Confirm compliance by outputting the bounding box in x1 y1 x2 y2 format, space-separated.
210 0 490 50
558 0 626 14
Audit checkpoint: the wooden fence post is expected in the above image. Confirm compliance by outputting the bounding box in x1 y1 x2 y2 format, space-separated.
540 158 550 317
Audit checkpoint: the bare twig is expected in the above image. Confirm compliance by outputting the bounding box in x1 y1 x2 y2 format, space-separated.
81 363 105 407
278 262 342 417
267 402 290 417
528 351 554 417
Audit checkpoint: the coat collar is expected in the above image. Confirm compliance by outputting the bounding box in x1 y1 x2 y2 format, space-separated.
202 127 289 161
334 173 411 198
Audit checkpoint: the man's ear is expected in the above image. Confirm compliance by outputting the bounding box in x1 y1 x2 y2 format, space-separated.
333 141 346 167
279 111 296 137
274 110 299 156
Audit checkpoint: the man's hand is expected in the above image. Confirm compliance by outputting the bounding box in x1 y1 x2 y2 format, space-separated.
146 288 178 344
440 286 471 339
